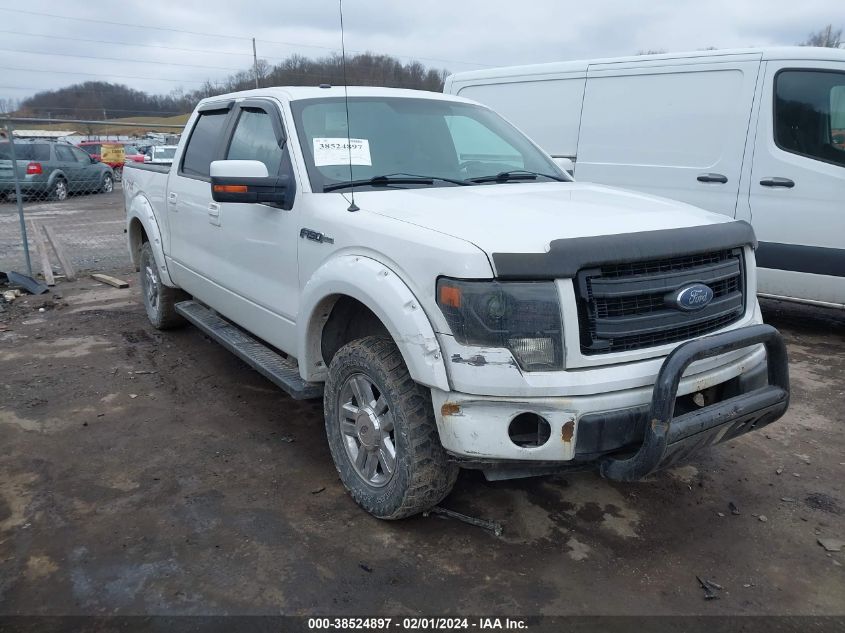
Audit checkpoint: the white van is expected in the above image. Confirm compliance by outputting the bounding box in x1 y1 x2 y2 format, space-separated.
444 47 845 309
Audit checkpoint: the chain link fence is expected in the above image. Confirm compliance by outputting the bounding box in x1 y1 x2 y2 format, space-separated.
1 118 183 278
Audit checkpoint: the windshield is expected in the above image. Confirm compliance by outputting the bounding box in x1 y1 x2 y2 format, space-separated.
123 145 140 155
290 97 568 192
154 147 176 159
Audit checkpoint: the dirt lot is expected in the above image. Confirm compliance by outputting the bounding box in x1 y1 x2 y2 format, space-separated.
0 271 843 617
0 188 128 273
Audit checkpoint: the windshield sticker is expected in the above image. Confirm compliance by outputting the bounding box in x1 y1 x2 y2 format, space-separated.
313 138 371 167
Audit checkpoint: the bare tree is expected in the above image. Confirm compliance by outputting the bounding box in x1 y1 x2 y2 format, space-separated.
0 97 19 114
801 24 843 48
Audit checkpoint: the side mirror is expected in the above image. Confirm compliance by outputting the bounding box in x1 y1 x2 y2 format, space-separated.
552 157 574 176
90 155 100 163
209 160 293 208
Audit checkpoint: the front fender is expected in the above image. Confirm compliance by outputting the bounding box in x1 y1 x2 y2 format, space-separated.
298 255 449 391
125 192 175 287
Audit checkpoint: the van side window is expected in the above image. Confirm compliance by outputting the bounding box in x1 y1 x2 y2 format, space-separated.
181 111 229 178
775 70 845 168
226 108 287 175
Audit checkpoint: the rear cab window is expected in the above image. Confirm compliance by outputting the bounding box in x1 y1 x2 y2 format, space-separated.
775 69 845 168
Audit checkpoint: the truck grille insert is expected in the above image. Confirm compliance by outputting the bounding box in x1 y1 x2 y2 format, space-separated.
576 249 745 355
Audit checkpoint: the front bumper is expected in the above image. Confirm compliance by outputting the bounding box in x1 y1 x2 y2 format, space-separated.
432 324 789 479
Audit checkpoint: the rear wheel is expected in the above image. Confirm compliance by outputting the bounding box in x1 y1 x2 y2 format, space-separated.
101 173 114 193
139 241 187 329
113 166 123 182
53 178 68 201
324 336 458 519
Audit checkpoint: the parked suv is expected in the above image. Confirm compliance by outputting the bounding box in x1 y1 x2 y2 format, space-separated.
1 140 115 201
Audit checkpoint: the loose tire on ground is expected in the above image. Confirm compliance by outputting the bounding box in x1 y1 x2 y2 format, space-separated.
324 335 458 519
139 241 187 330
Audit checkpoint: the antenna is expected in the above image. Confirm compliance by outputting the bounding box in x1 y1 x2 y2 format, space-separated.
339 0 358 212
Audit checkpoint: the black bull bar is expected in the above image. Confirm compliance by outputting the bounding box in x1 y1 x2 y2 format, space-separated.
600 324 790 481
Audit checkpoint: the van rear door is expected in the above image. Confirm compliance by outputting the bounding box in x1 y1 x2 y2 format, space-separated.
749 61 845 306
575 54 762 217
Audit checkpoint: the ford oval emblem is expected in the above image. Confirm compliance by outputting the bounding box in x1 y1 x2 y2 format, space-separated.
673 283 714 311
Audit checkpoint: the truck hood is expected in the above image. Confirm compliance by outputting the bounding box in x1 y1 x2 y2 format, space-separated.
351 182 735 255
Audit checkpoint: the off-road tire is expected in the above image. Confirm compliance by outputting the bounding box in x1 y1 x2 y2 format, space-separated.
324 336 458 519
139 241 187 329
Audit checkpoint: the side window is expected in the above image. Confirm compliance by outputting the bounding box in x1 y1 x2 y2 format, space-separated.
181 110 229 178
775 70 845 168
226 108 285 174
445 115 524 169
54 145 75 162
33 144 51 161
71 147 91 163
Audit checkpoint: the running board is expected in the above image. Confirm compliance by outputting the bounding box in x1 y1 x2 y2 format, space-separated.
175 300 323 400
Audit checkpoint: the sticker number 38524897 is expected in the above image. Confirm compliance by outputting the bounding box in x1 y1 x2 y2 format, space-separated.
312 138 372 167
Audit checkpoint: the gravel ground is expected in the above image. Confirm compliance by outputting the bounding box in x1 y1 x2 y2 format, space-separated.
0 268 843 618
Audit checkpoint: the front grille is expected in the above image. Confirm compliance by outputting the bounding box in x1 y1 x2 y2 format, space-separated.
576 248 745 355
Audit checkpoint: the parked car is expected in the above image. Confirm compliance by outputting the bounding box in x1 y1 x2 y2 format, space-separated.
78 141 145 182
1 139 115 201
143 145 178 165
124 87 789 519
444 46 845 309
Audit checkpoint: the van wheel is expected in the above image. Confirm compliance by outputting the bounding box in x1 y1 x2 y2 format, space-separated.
139 241 187 330
53 178 68 201
324 336 458 519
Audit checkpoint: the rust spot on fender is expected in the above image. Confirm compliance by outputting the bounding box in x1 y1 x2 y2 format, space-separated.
441 402 461 417
561 420 575 442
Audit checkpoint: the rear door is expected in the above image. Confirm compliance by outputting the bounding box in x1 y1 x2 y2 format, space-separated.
53 144 84 192
749 62 845 305
575 55 762 217
166 102 234 294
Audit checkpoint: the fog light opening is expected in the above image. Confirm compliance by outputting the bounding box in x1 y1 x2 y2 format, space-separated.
508 412 551 448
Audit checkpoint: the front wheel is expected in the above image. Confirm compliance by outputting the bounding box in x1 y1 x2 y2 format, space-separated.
139 241 187 329
113 166 123 182
101 173 114 194
324 336 458 519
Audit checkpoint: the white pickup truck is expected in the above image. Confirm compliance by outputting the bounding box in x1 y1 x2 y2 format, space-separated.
123 86 790 519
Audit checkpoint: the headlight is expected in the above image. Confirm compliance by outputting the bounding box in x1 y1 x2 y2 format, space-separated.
436 278 563 371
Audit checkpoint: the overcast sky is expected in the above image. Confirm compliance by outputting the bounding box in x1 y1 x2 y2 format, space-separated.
0 0 842 109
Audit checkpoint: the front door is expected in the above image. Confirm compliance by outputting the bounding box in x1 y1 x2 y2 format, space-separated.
211 100 301 352
749 62 845 306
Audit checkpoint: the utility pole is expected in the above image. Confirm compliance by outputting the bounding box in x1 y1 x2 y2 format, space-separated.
252 38 260 89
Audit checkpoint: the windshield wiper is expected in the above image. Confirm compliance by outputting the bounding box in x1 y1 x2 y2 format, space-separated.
468 169 568 184
324 173 472 193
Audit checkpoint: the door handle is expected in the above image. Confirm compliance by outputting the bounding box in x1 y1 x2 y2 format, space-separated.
760 177 795 188
208 203 220 216
167 192 178 204
697 173 728 184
